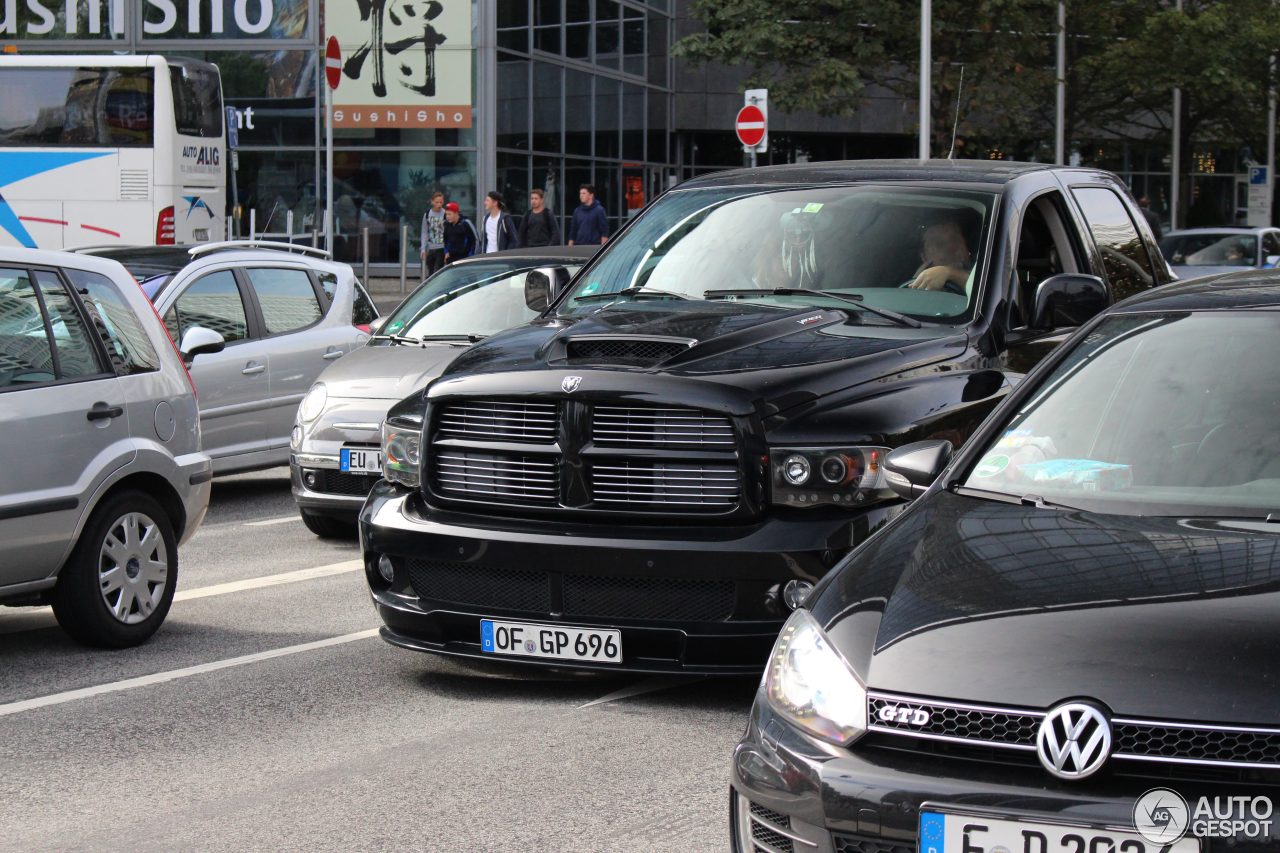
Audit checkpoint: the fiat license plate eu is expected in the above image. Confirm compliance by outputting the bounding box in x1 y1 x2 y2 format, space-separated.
340 446 381 474
919 809 1201 853
480 619 621 664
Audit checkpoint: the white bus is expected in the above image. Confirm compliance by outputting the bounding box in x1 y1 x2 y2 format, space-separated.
0 54 226 249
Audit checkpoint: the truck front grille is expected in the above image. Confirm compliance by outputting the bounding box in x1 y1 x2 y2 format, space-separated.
592 405 734 448
436 400 557 443
433 451 558 503
590 461 739 507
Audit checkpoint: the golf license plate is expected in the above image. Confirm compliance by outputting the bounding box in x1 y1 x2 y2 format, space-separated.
480 619 622 664
919 809 1201 853
340 445 381 474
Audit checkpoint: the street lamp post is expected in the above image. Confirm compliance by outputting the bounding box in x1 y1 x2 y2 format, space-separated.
920 0 931 160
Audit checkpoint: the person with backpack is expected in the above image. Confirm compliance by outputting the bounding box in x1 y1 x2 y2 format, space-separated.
441 202 478 264
419 191 447 276
478 191 520 253
518 188 561 247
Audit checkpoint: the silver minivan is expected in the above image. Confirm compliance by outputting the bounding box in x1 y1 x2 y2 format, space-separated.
0 248 217 647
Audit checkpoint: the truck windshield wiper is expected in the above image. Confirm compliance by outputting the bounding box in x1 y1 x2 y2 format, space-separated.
702 288 922 328
574 286 692 302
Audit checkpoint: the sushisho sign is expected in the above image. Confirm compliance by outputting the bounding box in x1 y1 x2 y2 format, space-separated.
325 0 472 129
0 0 308 39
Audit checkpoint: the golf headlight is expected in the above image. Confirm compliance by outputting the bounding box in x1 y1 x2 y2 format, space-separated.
298 383 327 423
382 419 422 488
764 609 867 746
770 446 893 508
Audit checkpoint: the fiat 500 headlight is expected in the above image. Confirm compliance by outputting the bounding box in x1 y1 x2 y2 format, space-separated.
298 382 328 423
763 609 868 746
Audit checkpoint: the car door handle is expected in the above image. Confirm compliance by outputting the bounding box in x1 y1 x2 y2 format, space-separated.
242 362 266 376
86 402 124 421
322 348 344 360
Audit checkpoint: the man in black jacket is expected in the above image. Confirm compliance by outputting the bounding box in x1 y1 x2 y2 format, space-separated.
442 202 478 264
518 188 560 247
478 191 520 253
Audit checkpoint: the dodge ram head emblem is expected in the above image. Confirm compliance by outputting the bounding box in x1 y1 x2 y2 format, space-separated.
562 376 582 393
1036 702 1112 780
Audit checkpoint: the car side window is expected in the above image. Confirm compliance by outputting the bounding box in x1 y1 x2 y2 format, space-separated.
166 270 248 345
0 268 57 389
1263 232 1280 262
1009 193 1080 329
352 281 378 326
31 269 102 379
65 268 160 375
246 268 323 335
1070 187 1157 301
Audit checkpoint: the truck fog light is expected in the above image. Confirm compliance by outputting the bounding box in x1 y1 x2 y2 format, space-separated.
377 555 395 583
782 454 811 485
783 579 814 610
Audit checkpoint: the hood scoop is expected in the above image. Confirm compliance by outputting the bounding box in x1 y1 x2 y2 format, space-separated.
561 335 695 367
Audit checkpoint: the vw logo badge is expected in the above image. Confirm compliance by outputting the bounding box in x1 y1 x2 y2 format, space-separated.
1036 702 1112 780
562 375 583 393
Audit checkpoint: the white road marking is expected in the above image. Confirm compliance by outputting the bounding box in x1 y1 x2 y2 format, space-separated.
578 675 698 709
0 560 362 634
243 515 299 527
0 629 380 717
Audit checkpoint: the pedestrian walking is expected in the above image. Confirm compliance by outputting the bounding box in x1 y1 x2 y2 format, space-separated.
518 188 561 247
478 190 520 253
568 184 609 246
419 191 446 276
1138 196 1163 242
441 201 477 264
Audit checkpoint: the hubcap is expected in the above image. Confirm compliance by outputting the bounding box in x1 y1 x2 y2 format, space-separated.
97 511 168 625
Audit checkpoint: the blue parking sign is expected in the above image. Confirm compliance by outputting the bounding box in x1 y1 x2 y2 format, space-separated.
1250 165 1268 185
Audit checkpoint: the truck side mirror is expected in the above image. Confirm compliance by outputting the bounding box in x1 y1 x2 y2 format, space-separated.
524 267 568 311
1031 273 1108 330
884 440 953 500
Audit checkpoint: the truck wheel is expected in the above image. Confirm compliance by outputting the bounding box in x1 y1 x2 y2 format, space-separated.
300 510 356 540
51 491 178 648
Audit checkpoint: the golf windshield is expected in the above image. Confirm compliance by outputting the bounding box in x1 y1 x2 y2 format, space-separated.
557 186 995 322
961 311 1280 517
378 261 583 340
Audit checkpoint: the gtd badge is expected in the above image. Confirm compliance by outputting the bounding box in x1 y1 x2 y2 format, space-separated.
878 704 931 727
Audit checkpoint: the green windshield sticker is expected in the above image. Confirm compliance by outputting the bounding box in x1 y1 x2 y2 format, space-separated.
802 202 824 213
580 282 601 295
973 454 1009 478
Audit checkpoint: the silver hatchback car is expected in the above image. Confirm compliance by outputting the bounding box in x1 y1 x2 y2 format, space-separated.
0 248 218 647
147 242 379 475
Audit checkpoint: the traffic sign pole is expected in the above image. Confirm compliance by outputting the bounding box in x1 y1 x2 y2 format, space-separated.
324 36 341 253
737 90 767 168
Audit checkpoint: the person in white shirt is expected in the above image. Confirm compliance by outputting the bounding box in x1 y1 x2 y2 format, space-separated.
479 191 519 253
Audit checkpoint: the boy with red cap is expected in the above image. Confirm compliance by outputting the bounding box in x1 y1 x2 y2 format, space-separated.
441 201 478 264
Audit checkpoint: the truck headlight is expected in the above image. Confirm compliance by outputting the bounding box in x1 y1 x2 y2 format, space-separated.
298 382 327 423
769 446 892 508
764 609 867 746
382 419 421 488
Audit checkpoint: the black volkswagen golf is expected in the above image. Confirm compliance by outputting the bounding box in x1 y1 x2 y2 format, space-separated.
731 270 1280 852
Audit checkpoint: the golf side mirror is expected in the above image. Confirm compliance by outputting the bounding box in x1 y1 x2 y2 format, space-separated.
179 326 225 365
884 440 953 500
1031 273 1108 330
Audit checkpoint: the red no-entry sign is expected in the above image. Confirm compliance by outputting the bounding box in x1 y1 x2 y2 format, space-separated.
735 104 766 148
325 36 342 91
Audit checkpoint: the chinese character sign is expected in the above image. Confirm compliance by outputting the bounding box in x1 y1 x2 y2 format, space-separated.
325 0 471 129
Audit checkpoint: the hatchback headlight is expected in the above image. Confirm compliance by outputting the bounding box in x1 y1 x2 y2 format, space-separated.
770 446 893 508
382 419 421 488
298 383 328 423
764 609 867 746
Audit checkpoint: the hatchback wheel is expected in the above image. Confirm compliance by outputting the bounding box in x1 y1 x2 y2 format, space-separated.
52 491 178 648
300 509 357 540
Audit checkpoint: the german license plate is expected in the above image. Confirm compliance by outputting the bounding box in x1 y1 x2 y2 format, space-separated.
480 619 622 664
340 446 381 473
919 809 1201 853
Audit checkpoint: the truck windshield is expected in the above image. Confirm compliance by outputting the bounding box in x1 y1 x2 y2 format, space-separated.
558 185 995 323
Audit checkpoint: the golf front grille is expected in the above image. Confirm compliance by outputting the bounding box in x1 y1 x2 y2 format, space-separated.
404 560 736 622
866 690 1280 773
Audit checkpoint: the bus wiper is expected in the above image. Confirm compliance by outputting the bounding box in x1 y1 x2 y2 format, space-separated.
574 286 692 302
703 288 922 328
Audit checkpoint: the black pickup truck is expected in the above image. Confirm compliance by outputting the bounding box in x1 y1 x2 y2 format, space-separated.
360 160 1173 674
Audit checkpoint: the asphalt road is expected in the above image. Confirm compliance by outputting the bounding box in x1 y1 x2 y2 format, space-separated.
0 469 757 852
